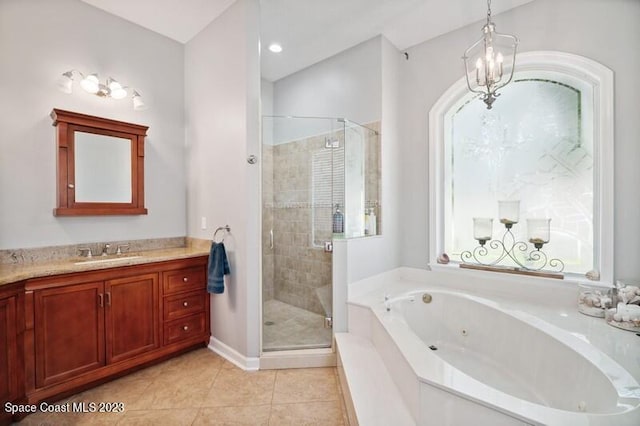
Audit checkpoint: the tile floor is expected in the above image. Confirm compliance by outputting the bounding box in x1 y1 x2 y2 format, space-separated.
17 348 349 425
262 300 332 351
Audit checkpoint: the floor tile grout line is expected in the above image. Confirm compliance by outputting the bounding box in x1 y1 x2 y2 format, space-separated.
190 407 201 426
268 368 279 424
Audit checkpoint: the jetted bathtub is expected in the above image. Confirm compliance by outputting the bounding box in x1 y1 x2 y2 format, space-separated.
368 288 640 425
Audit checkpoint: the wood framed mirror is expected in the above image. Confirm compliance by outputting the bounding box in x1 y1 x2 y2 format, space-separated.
51 109 148 216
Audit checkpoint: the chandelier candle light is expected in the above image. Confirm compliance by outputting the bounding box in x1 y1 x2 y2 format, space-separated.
57 70 146 110
462 0 519 109
461 200 564 278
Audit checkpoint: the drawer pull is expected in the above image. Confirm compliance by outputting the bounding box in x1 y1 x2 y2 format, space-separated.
183 325 189 331
183 301 189 307
183 277 188 282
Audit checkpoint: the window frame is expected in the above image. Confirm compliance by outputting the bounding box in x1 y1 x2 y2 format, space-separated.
428 51 614 283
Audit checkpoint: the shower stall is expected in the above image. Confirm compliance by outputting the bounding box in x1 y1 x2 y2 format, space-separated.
261 116 380 352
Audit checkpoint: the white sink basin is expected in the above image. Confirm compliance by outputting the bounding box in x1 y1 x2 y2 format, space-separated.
74 255 142 265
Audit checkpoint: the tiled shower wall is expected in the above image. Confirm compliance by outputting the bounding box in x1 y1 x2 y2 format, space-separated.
262 122 380 316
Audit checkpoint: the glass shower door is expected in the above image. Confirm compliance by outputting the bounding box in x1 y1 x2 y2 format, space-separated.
261 116 342 351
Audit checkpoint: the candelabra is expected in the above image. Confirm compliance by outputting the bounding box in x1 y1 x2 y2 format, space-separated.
460 200 564 275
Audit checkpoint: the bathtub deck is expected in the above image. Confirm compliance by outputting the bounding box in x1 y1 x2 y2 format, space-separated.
335 332 415 426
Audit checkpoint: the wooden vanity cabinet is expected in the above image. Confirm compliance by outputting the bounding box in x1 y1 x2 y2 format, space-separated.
33 273 160 388
0 283 24 426
23 256 209 405
162 266 208 345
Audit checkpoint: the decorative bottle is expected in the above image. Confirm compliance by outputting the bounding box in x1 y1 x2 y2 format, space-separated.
369 208 377 235
364 209 371 235
333 204 344 234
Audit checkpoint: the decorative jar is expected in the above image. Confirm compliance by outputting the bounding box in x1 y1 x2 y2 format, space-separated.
606 280 640 331
578 282 613 317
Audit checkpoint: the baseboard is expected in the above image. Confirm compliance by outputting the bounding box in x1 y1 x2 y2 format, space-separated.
208 337 260 371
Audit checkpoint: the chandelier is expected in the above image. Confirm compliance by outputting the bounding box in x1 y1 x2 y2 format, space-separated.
462 0 518 109
57 70 146 110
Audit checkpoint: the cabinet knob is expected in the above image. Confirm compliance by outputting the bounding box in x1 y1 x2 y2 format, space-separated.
182 277 188 282
183 325 189 331
183 301 188 307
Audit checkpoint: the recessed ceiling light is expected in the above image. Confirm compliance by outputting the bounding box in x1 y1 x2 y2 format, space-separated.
268 43 283 53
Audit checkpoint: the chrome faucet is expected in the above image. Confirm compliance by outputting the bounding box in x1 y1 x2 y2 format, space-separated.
101 244 110 256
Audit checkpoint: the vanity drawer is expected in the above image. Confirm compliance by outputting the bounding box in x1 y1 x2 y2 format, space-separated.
164 290 206 321
163 266 205 295
164 312 207 345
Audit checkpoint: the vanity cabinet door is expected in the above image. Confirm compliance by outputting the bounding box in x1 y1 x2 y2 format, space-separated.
105 273 159 363
0 295 18 406
34 282 105 388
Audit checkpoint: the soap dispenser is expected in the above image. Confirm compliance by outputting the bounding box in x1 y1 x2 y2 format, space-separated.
368 208 377 236
333 204 344 234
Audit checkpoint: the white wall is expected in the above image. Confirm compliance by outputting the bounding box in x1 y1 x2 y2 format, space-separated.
398 0 640 280
342 37 403 285
271 37 382 143
185 0 261 361
0 0 185 249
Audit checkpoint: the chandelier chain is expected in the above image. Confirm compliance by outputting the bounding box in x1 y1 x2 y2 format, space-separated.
487 0 492 24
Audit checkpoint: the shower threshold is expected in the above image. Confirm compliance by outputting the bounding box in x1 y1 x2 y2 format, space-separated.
263 343 332 352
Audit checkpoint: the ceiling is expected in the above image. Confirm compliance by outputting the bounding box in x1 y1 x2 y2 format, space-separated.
80 0 237 43
81 0 533 82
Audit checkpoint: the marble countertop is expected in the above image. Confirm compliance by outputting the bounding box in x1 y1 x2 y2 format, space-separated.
0 245 210 286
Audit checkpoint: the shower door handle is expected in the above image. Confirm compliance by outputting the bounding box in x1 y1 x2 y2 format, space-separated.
269 229 274 250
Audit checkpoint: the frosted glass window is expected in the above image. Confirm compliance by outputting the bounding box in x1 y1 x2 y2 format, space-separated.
444 77 593 274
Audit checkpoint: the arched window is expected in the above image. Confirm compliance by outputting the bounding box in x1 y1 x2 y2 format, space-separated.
429 51 613 281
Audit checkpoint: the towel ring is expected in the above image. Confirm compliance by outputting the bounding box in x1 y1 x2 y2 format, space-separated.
213 225 230 243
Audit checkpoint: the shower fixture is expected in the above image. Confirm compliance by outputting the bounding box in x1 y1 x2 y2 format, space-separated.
325 137 340 148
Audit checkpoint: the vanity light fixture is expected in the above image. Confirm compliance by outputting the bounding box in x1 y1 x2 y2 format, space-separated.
462 0 518 109
57 69 146 110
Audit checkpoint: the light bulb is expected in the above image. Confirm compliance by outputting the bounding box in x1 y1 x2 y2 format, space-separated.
57 71 73 94
132 92 146 111
268 43 283 53
80 74 100 94
485 46 494 62
475 58 483 70
108 79 127 99
496 52 504 64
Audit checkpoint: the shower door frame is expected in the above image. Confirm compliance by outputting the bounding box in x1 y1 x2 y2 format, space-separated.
259 115 343 356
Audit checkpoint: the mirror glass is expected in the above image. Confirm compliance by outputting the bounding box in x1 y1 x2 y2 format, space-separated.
74 132 132 203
